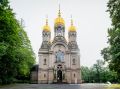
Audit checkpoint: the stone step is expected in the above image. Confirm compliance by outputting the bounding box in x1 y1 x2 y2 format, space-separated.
53 82 68 84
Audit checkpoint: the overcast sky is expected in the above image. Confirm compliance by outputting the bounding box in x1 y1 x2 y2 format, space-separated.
9 0 111 67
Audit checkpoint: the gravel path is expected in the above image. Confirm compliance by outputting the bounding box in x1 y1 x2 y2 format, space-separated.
0 83 113 89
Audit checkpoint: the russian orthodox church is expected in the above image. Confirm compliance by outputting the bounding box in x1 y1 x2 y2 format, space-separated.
31 7 81 84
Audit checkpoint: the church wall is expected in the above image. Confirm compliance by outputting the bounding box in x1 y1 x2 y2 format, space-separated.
38 53 49 83
70 54 80 69
66 70 72 83
38 50 81 84
71 69 81 83
42 32 51 42
65 53 70 68
77 69 82 83
71 70 79 83
38 70 48 83
77 54 81 68
69 32 76 42
39 54 49 69
69 53 81 83
70 54 77 69
48 70 54 83
49 53 53 68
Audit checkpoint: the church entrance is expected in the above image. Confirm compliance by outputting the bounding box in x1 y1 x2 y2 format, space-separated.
57 70 62 83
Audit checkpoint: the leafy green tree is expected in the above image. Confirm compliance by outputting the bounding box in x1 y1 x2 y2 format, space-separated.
0 0 35 84
101 0 120 81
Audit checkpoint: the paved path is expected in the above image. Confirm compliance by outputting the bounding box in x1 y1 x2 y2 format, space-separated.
0 83 113 89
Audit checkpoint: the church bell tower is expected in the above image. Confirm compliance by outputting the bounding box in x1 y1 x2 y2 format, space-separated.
42 17 51 42
68 17 78 49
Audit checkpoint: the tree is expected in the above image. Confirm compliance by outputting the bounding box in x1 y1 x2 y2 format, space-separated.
81 66 90 83
81 59 118 83
92 60 104 83
0 0 35 84
101 0 120 81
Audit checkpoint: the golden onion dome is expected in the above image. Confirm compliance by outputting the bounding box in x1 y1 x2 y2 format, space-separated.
54 6 65 26
55 17 65 25
43 18 50 32
43 25 50 32
69 18 76 32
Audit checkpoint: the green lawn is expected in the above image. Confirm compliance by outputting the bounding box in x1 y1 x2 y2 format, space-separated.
107 84 120 89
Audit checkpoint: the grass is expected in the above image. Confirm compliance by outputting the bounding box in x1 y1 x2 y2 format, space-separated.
107 84 120 89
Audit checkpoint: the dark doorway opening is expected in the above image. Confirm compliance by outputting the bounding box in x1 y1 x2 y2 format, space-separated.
57 70 62 83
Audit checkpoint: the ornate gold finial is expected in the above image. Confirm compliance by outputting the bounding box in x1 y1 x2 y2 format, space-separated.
69 15 76 32
58 4 61 17
46 15 48 25
71 15 73 26
54 4 65 25
43 15 50 32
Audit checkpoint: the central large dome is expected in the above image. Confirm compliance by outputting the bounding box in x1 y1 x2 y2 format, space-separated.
55 17 65 26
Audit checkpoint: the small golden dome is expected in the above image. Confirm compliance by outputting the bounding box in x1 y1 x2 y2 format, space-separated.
69 18 76 32
54 5 65 26
69 25 76 32
43 18 50 32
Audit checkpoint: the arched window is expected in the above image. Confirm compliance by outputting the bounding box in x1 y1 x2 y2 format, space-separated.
44 74 46 78
44 59 46 65
73 59 75 65
55 50 64 62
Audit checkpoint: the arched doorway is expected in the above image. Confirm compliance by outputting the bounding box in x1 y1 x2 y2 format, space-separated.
57 70 62 83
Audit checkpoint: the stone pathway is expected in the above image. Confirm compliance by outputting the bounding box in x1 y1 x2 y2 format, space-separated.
0 83 116 89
